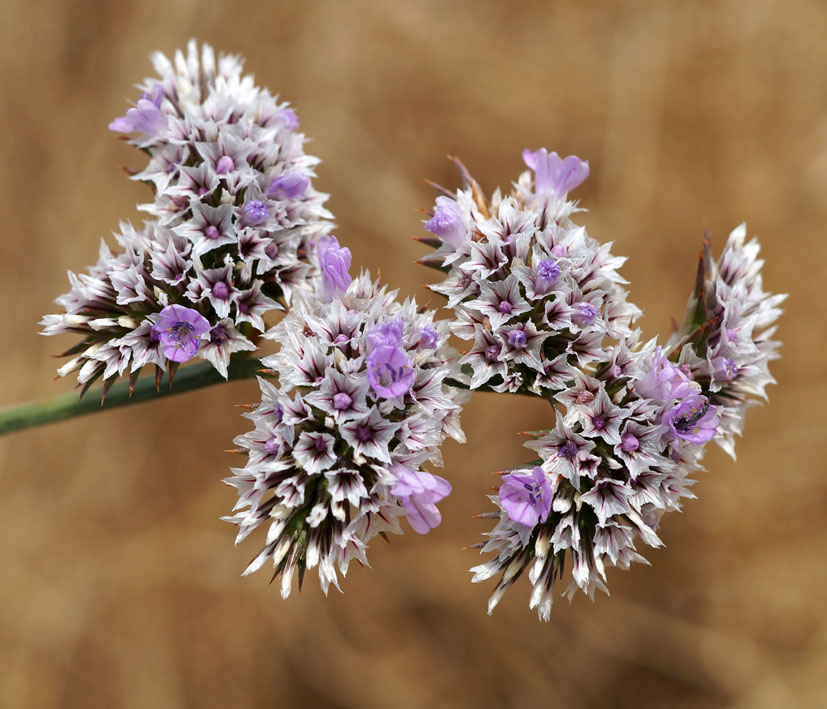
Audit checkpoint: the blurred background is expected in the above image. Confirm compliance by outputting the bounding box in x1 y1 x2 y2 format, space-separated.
0 1 824 707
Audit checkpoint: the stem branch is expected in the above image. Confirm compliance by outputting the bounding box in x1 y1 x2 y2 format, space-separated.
0 356 263 436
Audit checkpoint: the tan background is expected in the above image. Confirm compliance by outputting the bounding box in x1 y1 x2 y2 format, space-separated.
0 1 824 707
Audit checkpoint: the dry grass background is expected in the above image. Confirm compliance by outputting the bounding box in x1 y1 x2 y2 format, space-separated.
0 1 824 707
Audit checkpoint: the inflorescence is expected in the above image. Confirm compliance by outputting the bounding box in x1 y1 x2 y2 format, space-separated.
39 42 785 621
418 151 785 620
41 41 332 397
224 245 468 596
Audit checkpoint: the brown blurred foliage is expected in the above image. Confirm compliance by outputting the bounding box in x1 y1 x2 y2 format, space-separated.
0 1 824 707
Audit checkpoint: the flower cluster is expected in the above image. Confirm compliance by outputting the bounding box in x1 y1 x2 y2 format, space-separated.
465 220 784 620
223 255 468 597
420 150 640 395
668 225 787 458
41 41 332 394
38 42 784 623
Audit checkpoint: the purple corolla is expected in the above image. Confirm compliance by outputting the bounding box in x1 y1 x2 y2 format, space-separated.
366 345 415 398
266 171 309 200
662 392 719 445
317 236 352 302
499 466 552 527
365 318 404 351
425 196 468 249
636 347 695 400
390 464 452 534
522 148 589 197
109 85 167 137
151 305 210 362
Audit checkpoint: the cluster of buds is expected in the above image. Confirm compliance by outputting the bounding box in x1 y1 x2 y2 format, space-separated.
41 41 332 396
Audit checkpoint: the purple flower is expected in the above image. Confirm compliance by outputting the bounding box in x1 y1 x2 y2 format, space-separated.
534 259 560 295
522 148 589 197
366 345 415 398
424 196 468 249
109 85 167 137
499 466 552 527
636 347 695 400
279 108 299 131
507 328 527 349
662 393 719 445
366 318 404 351
572 302 599 326
418 326 439 349
712 356 739 382
317 235 352 302
485 343 502 362
264 437 280 456
241 200 269 226
390 464 452 534
151 305 210 363
620 432 640 452
266 171 309 199
215 155 235 174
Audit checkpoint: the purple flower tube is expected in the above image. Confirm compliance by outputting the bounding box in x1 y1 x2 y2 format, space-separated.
317 236 352 302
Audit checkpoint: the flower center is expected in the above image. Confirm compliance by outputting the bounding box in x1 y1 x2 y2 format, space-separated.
620 433 639 452
485 344 501 363
215 155 235 174
212 281 229 300
674 399 710 432
332 392 353 410
508 330 527 349
560 441 578 459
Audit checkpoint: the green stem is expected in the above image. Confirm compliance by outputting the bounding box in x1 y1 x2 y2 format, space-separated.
0 356 264 437
444 378 544 397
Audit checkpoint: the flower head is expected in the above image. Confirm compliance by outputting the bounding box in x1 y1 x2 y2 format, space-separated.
43 42 333 391
224 271 467 596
